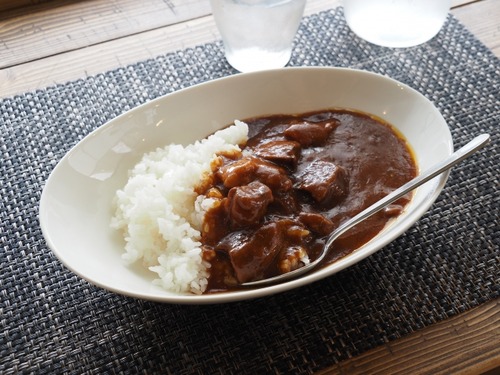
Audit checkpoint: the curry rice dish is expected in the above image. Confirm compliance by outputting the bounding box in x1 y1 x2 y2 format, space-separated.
111 109 417 295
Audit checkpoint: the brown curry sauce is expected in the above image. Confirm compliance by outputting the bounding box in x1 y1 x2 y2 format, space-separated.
197 109 417 293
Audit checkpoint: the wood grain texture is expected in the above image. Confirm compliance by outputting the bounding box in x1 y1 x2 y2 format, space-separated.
0 0 54 12
0 0 485 69
0 0 337 98
318 298 500 375
1 0 498 99
452 0 500 56
0 0 212 68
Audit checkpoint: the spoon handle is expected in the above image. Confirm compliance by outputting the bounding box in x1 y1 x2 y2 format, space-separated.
321 133 491 259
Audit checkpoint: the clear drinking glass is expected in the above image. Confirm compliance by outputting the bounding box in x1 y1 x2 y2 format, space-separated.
209 0 306 72
343 0 451 48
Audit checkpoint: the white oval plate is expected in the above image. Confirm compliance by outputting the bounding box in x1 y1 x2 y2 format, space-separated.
39 67 453 304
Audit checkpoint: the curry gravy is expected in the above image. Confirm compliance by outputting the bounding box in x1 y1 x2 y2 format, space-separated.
199 109 417 293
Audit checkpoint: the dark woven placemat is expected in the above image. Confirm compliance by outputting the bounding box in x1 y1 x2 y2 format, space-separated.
1 7 498 374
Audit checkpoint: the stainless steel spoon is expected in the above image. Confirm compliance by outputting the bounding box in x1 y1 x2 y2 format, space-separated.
242 133 491 287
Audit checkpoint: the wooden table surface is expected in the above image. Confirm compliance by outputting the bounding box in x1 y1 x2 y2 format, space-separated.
1 0 498 374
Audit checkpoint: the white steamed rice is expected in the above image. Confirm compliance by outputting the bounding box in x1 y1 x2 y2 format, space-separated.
111 121 249 294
